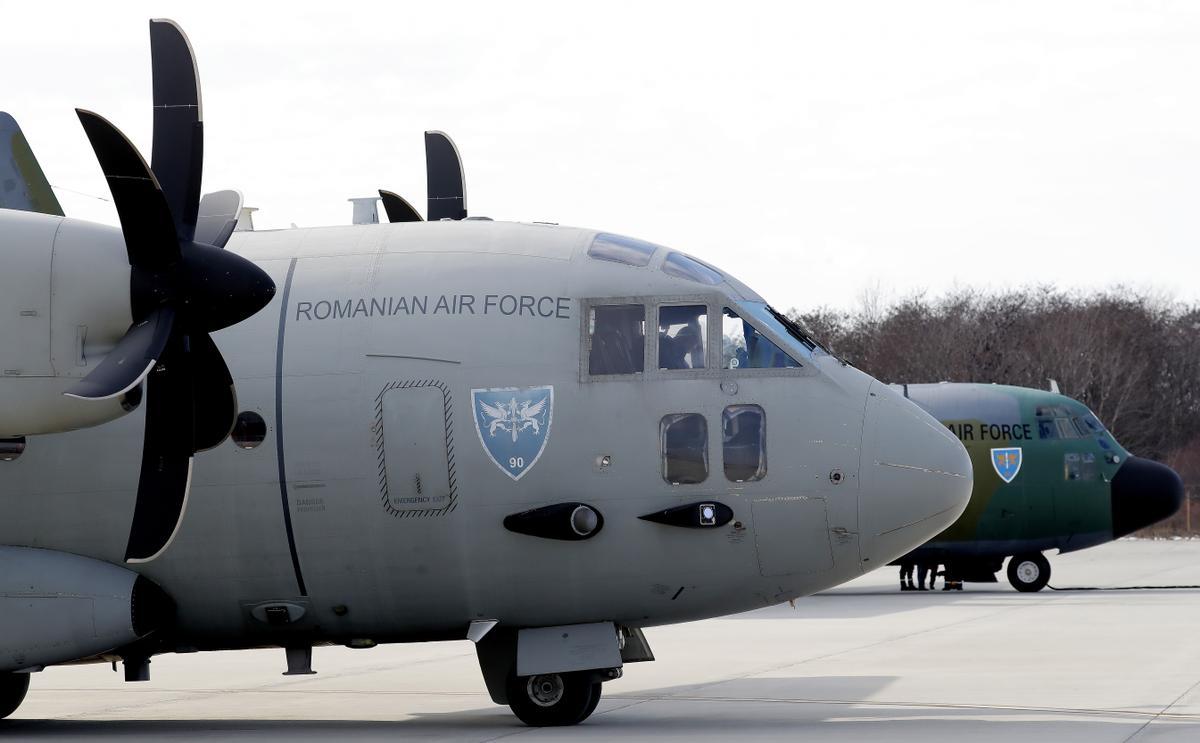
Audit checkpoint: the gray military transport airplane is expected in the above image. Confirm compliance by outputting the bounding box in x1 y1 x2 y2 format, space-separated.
367 138 1184 594
0 20 972 726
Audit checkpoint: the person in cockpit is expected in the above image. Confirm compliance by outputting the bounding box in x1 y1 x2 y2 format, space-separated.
659 306 706 370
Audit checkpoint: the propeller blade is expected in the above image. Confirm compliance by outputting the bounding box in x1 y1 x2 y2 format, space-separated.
425 130 467 220
76 109 179 270
149 18 203 243
195 189 243 248
378 189 423 223
63 306 175 401
190 332 236 452
125 335 194 563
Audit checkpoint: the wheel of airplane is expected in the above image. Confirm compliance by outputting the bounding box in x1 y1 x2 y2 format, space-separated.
0 672 30 719
1007 552 1051 592
505 671 602 726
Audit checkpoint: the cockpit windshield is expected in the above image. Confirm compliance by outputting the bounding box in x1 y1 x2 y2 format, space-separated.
1035 403 1108 441
1080 411 1106 433
721 308 801 369
736 302 823 362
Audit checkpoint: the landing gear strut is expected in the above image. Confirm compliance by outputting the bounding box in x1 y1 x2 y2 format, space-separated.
1007 552 1051 592
506 671 602 726
0 672 30 720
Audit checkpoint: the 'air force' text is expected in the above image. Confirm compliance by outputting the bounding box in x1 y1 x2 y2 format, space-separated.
295 294 572 322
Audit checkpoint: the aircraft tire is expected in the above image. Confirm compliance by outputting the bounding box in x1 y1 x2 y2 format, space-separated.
1007 552 1051 592
0 672 30 719
506 671 602 726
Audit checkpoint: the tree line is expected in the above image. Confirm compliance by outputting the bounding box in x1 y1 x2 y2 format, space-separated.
789 288 1200 533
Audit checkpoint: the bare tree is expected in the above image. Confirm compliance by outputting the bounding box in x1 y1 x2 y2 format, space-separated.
790 289 1200 460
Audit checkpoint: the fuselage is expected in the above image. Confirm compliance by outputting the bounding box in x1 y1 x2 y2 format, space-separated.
0 212 971 654
895 382 1182 567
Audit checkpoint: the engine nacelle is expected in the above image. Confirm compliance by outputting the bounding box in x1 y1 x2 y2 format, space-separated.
0 546 171 672
0 210 133 436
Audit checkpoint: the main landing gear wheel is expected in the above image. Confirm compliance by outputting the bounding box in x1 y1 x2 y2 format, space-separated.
1007 552 1051 592
0 672 30 720
506 672 602 726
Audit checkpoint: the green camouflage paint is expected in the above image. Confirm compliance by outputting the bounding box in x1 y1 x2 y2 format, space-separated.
1 112 65 216
901 383 1127 557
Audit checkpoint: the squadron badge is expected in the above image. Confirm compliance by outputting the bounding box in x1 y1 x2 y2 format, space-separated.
991 447 1023 484
472 386 554 481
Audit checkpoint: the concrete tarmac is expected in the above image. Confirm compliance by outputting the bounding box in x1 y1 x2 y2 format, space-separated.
6 539 1200 741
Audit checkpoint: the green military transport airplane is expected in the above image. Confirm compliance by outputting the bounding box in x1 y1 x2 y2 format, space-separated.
891 383 1184 592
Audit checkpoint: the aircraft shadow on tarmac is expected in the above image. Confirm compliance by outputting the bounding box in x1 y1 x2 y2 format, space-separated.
4 676 1196 739
731 590 1019 620
725 585 1200 620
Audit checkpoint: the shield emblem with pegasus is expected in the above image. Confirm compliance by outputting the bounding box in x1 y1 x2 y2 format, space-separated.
991 447 1023 484
472 386 554 481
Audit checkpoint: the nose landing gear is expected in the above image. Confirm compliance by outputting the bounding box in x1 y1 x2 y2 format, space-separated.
506 671 602 726
1007 552 1051 592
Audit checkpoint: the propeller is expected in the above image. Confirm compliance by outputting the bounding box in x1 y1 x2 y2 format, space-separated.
65 19 276 563
376 131 467 223
425 130 467 220
195 189 245 248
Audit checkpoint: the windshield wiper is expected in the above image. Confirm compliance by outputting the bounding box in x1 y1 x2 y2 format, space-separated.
767 306 823 353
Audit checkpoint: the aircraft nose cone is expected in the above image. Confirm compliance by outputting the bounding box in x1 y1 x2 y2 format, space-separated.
858 382 973 567
1111 456 1184 538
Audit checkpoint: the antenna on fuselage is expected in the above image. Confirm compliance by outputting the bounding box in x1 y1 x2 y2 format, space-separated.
348 196 381 225
1048 379 1060 394
235 205 257 232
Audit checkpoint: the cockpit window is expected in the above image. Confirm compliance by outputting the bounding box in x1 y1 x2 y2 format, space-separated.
1035 405 1089 440
1057 418 1083 438
662 252 724 285
588 233 659 267
661 413 708 484
721 308 801 369
588 304 645 375
658 305 707 370
723 405 766 482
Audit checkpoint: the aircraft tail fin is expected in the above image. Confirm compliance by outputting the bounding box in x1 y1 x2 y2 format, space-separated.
1 112 65 216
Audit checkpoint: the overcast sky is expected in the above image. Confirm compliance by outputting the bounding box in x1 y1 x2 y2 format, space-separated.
4 1 1198 312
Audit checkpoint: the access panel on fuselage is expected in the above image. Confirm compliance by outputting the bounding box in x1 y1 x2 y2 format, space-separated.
379 382 455 517
752 496 834 576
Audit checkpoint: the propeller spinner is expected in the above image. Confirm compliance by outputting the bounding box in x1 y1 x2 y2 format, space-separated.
65 19 276 563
